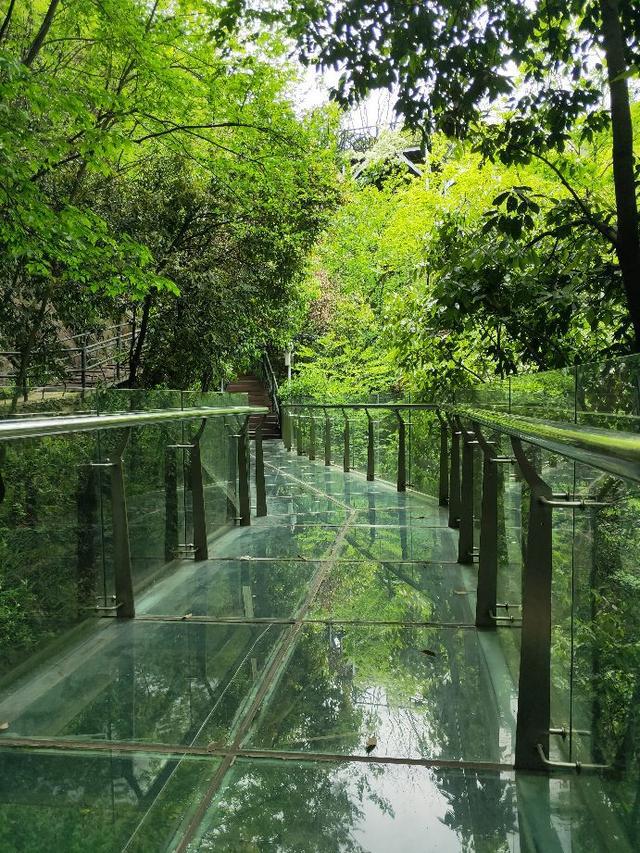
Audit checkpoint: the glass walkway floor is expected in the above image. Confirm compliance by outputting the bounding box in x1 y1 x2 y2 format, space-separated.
0 443 633 851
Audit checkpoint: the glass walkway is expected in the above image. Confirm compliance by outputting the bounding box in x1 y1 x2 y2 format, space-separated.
0 428 636 851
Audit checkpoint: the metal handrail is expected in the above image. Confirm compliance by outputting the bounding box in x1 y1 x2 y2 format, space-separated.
453 406 640 484
283 402 436 410
284 400 640 482
0 405 268 441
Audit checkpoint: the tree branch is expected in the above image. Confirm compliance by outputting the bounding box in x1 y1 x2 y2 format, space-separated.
524 148 618 246
132 120 285 144
0 0 17 44
23 0 61 67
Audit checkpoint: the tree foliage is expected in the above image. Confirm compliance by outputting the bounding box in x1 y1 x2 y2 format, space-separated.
0 0 341 392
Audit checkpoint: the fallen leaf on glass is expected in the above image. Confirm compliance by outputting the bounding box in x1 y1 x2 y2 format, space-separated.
420 648 437 657
454 590 468 596
365 736 377 754
0 722 9 731
181 613 193 620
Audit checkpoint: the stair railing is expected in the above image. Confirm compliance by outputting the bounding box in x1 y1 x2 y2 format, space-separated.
260 352 281 425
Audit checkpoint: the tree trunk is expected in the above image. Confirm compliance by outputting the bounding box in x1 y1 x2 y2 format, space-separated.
600 0 640 350
23 0 61 67
127 293 153 386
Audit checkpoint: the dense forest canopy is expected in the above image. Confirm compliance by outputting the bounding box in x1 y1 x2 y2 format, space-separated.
0 0 341 394
0 0 639 399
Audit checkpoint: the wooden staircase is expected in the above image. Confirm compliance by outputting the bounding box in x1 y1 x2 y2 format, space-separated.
225 373 281 439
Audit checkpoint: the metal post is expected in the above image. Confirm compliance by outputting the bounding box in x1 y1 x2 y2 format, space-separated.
288 410 295 453
237 419 251 526
511 436 553 771
447 417 461 529
342 410 350 472
323 410 331 466
437 415 449 505
366 410 375 481
296 415 304 456
254 417 267 517
108 431 134 618
474 426 499 627
115 327 121 383
394 409 406 492
456 417 477 565
190 432 209 560
282 408 292 451
309 416 316 461
80 345 87 399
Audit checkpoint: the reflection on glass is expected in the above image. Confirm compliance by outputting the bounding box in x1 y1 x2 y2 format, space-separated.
246 624 516 763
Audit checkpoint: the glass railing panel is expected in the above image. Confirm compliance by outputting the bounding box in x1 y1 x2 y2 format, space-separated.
406 410 439 497
569 464 640 803
456 377 511 411
375 409 398 484
95 388 183 413
0 432 107 684
509 366 576 420
98 421 184 591
576 354 640 430
0 388 99 418
199 416 236 532
531 446 576 761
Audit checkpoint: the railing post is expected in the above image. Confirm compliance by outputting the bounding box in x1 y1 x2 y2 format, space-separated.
226 422 238 521
296 415 304 456
108 430 134 618
447 416 461 529
511 436 553 772
323 409 331 466
394 409 406 492
288 410 295 453
190 426 209 560
342 410 350 472
254 417 267 517
80 345 87 399
308 415 316 461
437 414 449 506
456 417 478 565
282 407 292 451
366 410 375 481
237 418 251 526
474 426 498 627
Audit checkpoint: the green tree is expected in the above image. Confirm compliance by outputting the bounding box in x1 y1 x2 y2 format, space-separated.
289 0 640 347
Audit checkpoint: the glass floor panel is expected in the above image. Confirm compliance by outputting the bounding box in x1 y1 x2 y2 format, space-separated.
245 624 517 762
309 560 478 624
0 747 218 853
213 523 339 559
4 440 635 850
0 621 285 747
188 758 636 853
352 507 450 526
137 558 319 619
339 525 458 562
253 508 351 525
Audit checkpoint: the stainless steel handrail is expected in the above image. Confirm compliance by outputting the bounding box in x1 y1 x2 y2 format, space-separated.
283 402 436 410
283 399 640 482
0 405 268 441
453 406 640 483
